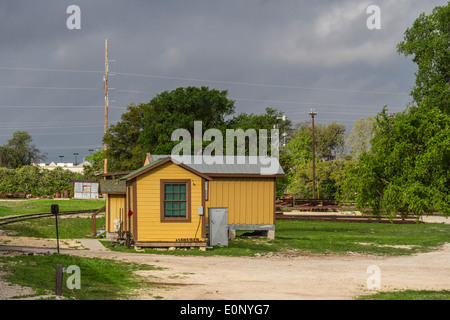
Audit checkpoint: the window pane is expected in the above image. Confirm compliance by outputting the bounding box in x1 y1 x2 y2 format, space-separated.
163 182 188 219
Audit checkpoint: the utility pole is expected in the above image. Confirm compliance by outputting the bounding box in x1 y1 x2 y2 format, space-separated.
104 39 108 174
309 108 317 199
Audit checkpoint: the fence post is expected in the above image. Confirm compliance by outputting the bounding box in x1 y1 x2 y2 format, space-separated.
91 213 96 237
56 264 63 296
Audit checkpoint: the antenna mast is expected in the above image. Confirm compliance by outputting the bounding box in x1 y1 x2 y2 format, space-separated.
309 108 317 199
104 39 108 174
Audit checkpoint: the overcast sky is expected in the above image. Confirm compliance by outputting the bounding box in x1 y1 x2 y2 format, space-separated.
0 0 446 163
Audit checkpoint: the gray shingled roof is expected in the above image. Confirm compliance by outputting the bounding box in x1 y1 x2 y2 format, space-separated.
99 179 126 194
150 155 284 175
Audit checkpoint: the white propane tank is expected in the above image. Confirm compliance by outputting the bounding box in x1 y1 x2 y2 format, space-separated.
113 218 121 232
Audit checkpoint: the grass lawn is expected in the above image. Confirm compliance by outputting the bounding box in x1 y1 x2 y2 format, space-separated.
0 199 106 238
272 219 450 256
0 199 105 217
0 199 105 239
358 290 450 300
103 219 450 257
1 199 449 255
1 201 450 301
1 215 106 239
1 253 447 300
0 253 163 300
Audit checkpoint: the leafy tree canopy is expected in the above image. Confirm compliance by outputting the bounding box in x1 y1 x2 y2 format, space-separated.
354 2 450 217
0 131 46 169
103 87 296 173
138 86 235 156
103 103 146 172
345 116 376 160
397 1 450 104
285 121 346 169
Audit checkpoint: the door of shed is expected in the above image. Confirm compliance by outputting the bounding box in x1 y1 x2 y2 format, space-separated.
208 207 228 247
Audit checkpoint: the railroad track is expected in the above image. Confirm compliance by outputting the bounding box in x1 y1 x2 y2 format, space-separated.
277 206 340 212
275 212 423 224
0 209 104 226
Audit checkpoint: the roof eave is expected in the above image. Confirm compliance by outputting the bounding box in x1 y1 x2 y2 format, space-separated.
207 173 285 178
122 157 212 182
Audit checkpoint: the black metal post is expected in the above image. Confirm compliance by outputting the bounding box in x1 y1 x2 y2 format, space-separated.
51 204 60 254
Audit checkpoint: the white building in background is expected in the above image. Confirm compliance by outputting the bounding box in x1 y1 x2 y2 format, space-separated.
71 179 100 199
34 161 91 174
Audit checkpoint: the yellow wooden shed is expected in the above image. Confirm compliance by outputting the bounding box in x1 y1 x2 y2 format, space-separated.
98 179 127 235
101 154 284 248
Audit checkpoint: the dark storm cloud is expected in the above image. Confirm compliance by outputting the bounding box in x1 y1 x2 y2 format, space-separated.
0 0 447 162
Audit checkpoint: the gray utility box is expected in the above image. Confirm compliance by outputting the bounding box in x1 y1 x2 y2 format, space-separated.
208 207 228 247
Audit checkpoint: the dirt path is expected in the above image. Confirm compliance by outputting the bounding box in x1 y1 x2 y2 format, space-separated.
1 215 449 300
113 244 450 300
1 241 449 300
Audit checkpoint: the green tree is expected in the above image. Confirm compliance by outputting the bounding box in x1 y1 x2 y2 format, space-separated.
284 121 313 169
104 87 235 172
354 2 450 217
139 86 235 155
103 103 146 172
315 122 346 161
397 2 450 104
0 165 83 196
228 107 292 134
83 150 105 180
346 116 376 160
283 121 348 198
225 107 293 197
288 159 355 200
0 131 46 169
284 121 346 167
355 105 449 217
227 107 293 157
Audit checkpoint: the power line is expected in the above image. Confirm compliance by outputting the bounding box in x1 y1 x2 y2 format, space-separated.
0 131 103 137
0 85 100 91
0 64 408 136
234 98 384 109
0 105 124 109
0 124 104 131
285 110 396 116
38 145 100 150
0 66 103 74
0 121 121 132
113 71 409 96
0 65 409 96
116 89 400 109
0 120 103 125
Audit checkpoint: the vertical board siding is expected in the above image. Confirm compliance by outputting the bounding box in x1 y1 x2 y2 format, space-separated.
106 194 126 232
205 177 275 225
135 162 204 242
